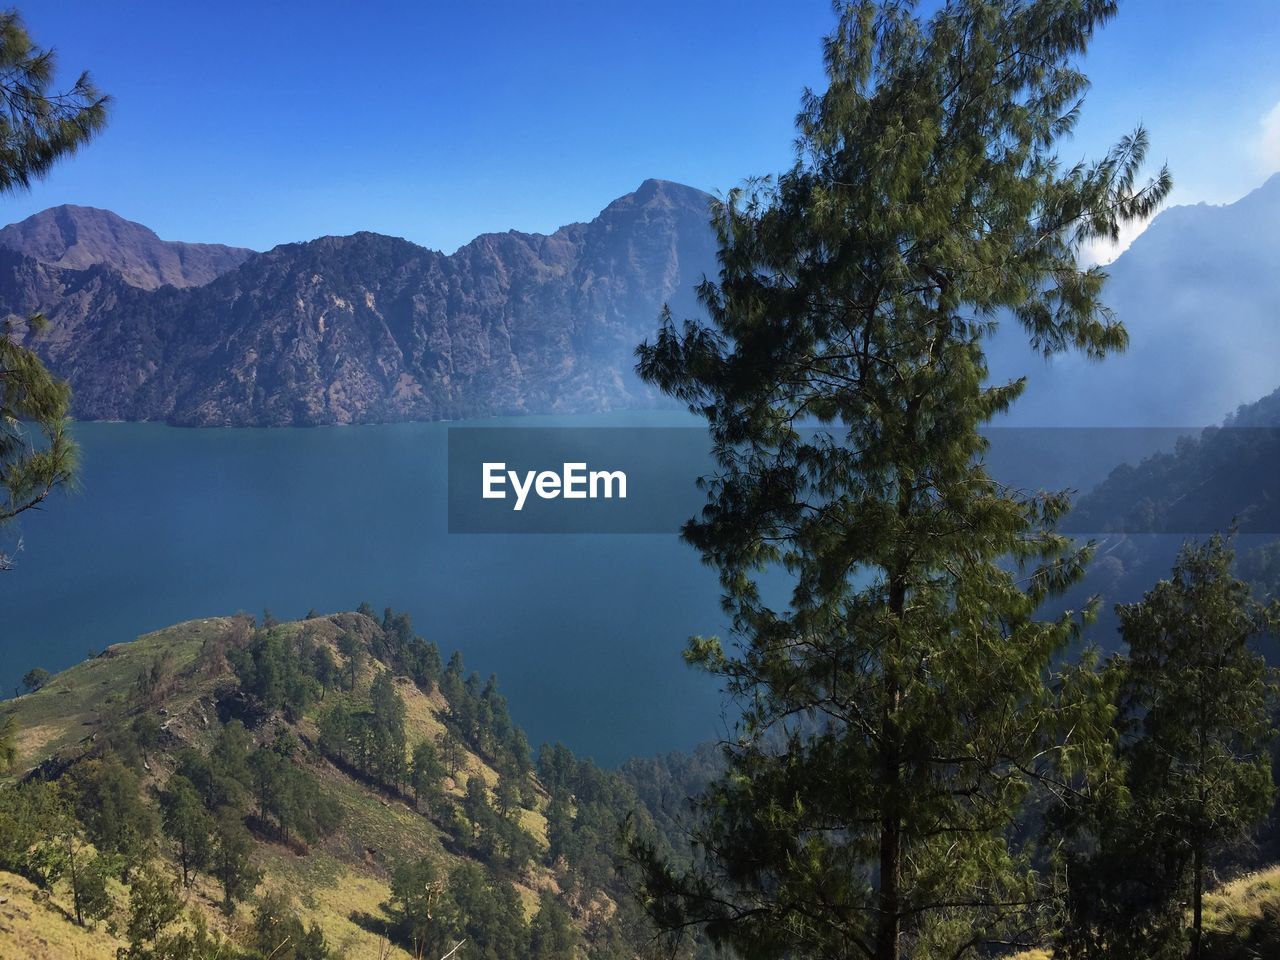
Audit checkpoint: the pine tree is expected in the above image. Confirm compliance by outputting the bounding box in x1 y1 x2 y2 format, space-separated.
71 849 115 927
68 752 155 869
464 774 490 842
0 10 109 570
631 3 1169 958
318 702 354 763
338 630 364 690
64 832 115 926
159 774 214 886
249 744 284 824
211 806 261 913
125 866 182 945
412 740 446 814
313 645 340 697
390 855 456 958
449 861 527 960
369 670 408 787
528 891 577 960
0 779 67 886
441 729 466 777
1116 535 1277 959
252 890 332 960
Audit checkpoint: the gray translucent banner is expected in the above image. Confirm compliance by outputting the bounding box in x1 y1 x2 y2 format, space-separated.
447 426 1280 535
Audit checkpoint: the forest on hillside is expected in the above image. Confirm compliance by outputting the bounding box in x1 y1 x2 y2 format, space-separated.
0 607 715 959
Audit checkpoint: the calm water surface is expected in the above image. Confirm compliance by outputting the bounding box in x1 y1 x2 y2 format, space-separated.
1 411 729 765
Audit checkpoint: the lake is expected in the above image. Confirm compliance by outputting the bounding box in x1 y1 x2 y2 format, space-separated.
3 411 1218 767
0 411 731 766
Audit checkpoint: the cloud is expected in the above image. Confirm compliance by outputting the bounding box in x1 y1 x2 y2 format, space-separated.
1079 216 1152 268
1080 97 1280 268
1262 100 1280 173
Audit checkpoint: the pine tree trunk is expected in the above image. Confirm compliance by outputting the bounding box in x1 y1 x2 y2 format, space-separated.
877 720 902 960
878 567 908 960
1192 843 1203 960
66 836 82 926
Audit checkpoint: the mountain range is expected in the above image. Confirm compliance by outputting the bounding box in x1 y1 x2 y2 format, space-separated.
0 180 717 426
2 173 1279 427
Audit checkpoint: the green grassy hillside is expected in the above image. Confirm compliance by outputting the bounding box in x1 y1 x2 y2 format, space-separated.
0 610 678 960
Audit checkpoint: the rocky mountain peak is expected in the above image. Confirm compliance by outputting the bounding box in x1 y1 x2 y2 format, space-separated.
0 204 254 290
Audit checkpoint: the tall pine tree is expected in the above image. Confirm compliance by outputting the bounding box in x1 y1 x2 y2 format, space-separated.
632 2 1169 958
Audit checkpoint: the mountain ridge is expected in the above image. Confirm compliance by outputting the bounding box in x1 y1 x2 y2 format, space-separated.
0 204 255 290
0 179 718 426
9 173 1279 429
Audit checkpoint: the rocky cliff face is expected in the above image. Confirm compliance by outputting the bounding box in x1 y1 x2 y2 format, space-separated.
0 204 254 290
0 180 717 425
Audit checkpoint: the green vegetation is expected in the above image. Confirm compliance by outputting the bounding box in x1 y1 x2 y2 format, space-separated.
0 712 15 771
5 4 1280 960
250 889 330 960
210 803 261 915
118 864 230 960
67 752 156 869
0 554 1275 960
1073 387 1280 539
385 856 526 960
230 626 322 720
631 1 1170 958
0 607 683 959
1055 537 1279 960
1122 538 1276 958
158 774 213 886
411 739 446 814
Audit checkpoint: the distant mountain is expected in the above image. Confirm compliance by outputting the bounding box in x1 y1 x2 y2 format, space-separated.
0 180 718 425
0 204 253 290
1069 385 1280 535
991 172 1280 427
1047 385 1280 651
13 171 1271 430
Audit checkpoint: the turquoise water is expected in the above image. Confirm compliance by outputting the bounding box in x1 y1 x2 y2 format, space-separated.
1 411 729 766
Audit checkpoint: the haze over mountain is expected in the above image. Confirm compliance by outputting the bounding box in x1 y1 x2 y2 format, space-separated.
0 204 254 290
994 172 1280 427
0 180 717 426
1069 384 1280 537
1 175 1278 427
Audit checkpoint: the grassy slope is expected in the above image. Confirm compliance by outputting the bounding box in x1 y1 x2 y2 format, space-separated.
1202 866 1280 943
1006 867 1280 959
0 613 565 959
6 618 228 773
0 869 125 960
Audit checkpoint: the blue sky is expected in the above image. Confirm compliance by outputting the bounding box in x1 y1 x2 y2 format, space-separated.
7 1 1280 255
